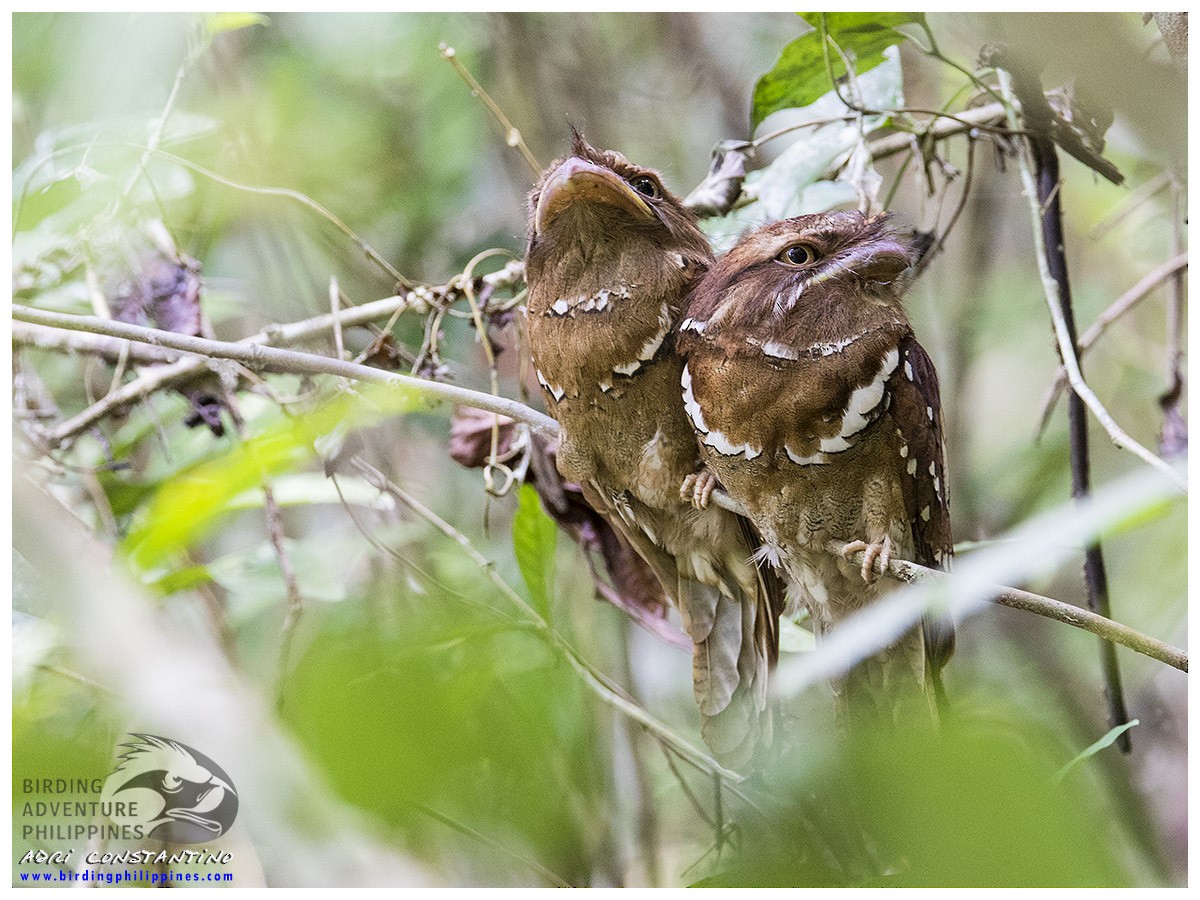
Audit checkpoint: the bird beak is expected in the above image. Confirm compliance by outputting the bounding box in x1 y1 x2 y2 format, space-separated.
535 157 654 236
845 239 913 282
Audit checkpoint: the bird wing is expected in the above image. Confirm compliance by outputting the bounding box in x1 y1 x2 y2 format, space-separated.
581 478 779 768
888 333 955 673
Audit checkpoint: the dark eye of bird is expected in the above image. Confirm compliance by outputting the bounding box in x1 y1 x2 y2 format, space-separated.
780 243 818 266
629 175 660 199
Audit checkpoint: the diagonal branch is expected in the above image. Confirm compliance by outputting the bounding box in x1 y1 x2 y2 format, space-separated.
1037 252 1189 429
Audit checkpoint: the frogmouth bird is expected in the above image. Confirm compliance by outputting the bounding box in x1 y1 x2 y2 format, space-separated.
676 212 953 719
524 132 784 766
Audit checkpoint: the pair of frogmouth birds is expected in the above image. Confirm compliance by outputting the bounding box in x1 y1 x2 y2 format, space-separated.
523 133 952 767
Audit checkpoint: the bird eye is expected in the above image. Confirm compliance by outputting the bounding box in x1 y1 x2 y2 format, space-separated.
628 175 661 199
779 243 819 266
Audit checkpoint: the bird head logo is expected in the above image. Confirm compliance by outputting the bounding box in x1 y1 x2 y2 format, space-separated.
101 734 238 843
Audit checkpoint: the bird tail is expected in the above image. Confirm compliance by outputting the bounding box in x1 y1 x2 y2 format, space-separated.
677 549 783 770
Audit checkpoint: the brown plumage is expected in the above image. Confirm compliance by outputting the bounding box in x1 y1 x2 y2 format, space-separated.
524 132 785 766
676 212 954 720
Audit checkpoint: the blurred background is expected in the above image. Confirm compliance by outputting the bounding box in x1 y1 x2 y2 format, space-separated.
12 12 1187 887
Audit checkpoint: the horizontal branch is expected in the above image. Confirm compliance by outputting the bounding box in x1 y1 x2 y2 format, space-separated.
11 302 558 441
867 101 1006 162
18 259 526 449
706 492 1186 673
14 302 1186 673
13 320 185 366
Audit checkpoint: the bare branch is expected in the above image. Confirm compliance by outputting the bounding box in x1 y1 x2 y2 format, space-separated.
1037 252 1189 428
706 490 1186 673
997 73 1186 491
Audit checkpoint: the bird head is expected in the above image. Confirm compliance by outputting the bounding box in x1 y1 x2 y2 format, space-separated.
681 212 914 356
526 130 711 302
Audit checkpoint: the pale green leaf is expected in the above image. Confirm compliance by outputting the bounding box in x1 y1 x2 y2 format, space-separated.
204 12 269 36
512 483 557 620
1057 720 1140 780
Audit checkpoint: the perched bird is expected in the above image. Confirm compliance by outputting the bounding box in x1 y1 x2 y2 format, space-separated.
676 212 953 720
524 132 784 766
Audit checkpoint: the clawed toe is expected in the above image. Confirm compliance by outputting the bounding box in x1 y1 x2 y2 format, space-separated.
680 471 718 510
840 535 892 584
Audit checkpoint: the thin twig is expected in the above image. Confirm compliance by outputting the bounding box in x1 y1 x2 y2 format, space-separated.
12 300 558 444
141 147 412 288
1037 252 1189 430
416 803 571 888
265 481 304 708
120 59 189 204
439 43 541 177
866 102 1007 162
22 260 526 448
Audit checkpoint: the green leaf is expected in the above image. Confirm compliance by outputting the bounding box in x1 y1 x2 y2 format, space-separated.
752 12 924 129
203 12 269 36
512 484 557 620
705 50 902 251
146 564 215 597
1057 720 1140 780
121 386 419 571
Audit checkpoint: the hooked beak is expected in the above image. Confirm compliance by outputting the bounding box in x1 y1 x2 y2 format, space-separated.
535 157 654 236
844 238 913 283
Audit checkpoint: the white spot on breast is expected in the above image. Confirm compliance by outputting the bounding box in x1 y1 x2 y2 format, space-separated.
928 461 936 476
611 302 671 378
536 369 565 401
551 297 571 316
762 340 800 360
899 444 909 458
921 505 931 522
933 476 941 494
904 360 914 380
907 458 918 476
927 405 934 421
703 429 762 460
820 435 852 453
641 428 667 473
681 364 708 432
821 346 900 450
785 445 829 466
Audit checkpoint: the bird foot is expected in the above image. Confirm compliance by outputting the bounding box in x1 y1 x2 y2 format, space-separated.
840 535 892 584
680 470 719 510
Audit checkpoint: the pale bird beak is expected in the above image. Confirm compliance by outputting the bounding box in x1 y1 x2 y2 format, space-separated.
535 157 654 236
845 239 912 282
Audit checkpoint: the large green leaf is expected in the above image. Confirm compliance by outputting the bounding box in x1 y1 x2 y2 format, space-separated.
751 12 924 129
512 483 557 620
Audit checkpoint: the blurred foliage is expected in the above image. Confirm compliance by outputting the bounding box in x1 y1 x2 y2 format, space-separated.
11 11 1186 888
